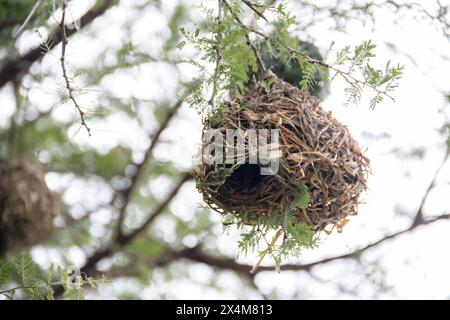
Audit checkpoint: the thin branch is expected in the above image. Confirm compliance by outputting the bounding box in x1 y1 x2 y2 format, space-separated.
60 0 91 136
13 0 44 38
0 285 34 296
176 212 450 275
250 228 283 273
412 148 449 227
242 0 268 22
119 171 193 244
115 98 185 241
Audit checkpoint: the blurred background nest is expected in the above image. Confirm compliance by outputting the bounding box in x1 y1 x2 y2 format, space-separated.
0 159 59 257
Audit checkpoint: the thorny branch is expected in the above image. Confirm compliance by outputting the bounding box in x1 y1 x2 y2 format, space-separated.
60 0 91 136
223 0 396 101
115 98 185 241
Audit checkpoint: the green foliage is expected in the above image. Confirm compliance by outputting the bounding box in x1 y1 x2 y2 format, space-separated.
329 40 404 108
0 260 13 288
182 1 402 118
164 3 187 52
225 182 317 270
0 252 109 300
234 210 318 270
12 252 38 285
294 181 310 209
206 102 226 126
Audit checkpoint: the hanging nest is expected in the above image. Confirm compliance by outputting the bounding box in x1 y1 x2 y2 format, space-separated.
0 159 59 256
194 73 370 233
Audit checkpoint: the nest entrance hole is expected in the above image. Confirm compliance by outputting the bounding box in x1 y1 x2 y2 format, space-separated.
224 164 267 193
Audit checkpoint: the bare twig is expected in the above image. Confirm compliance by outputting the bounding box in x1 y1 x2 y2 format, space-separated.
250 228 283 273
60 1 91 136
412 148 449 227
0 285 34 296
119 171 193 244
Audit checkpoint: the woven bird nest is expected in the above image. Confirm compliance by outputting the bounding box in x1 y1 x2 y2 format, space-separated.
0 159 59 256
195 74 369 233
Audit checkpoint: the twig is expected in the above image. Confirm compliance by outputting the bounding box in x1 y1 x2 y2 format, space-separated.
412 147 449 227
250 228 283 273
0 285 33 296
119 171 193 244
60 0 91 136
13 0 44 38
242 0 268 22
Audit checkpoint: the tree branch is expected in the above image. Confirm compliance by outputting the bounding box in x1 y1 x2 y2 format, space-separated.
119 171 193 245
242 0 268 22
115 98 185 241
412 148 449 227
0 0 114 89
167 212 450 275
222 0 266 73
60 0 91 136
53 171 193 298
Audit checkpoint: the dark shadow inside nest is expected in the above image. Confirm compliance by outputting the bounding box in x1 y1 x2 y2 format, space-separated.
223 164 268 194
